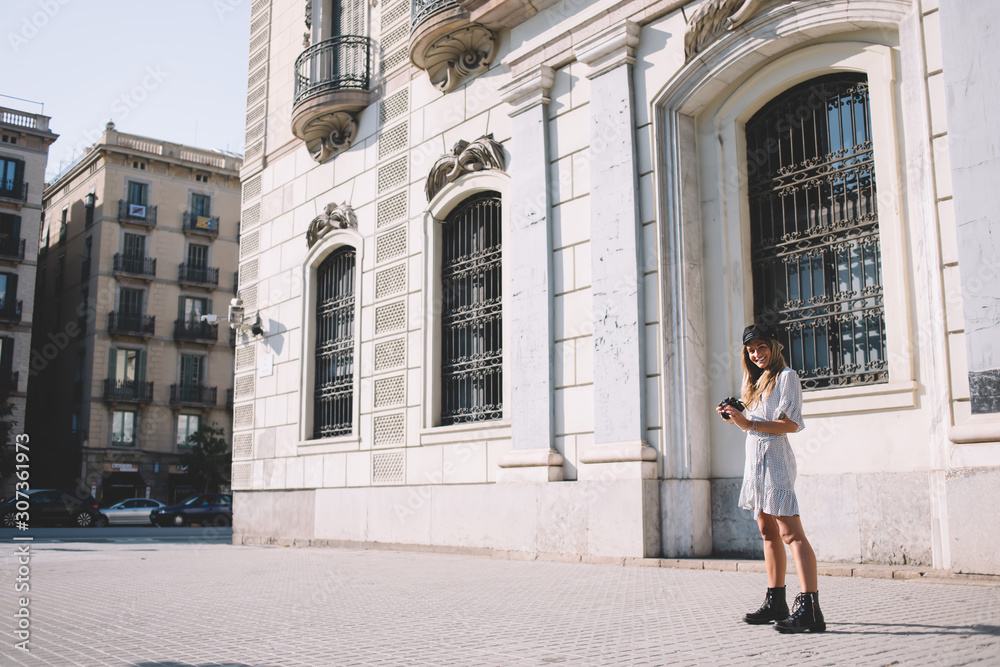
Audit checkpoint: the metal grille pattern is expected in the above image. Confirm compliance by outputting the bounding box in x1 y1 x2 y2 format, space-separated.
376 227 407 263
249 28 269 53
375 338 406 370
381 23 409 51
234 404 254 429
247 84 266 107
232 462 253 489
248 65 267 90
380 88 409 125
242 202 261 229
240 259 259 285
374 413 405 446
440 192 503 424
245 141 264 160
233 433 254 459
378 157 408 193
236 346 256 370
375 263 406 299
377 192 407 228
236 374 255 400
240 285 258 312
249 48 268 72
383 49 409 73
372 451 404 483
243 176 261 201
314 247 356 438
375 301 406 334
378 121 409 159
374 375 405 407
747 74 885 390
246 104 266 126
382 0 409 30
242 231 260 257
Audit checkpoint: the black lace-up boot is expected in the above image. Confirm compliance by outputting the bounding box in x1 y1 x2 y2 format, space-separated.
774 591 826 633
743 586 789 625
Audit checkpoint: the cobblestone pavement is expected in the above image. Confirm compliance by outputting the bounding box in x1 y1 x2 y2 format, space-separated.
1 541 998 667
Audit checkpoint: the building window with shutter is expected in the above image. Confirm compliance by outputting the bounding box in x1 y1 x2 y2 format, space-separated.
0 156 24 199
313 246 355 439
440 191 503 425
746 73 886 390
177 414 201 448
111 410 136 447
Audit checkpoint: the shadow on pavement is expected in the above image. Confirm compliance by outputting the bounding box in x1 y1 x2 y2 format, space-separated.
827 623 1000 636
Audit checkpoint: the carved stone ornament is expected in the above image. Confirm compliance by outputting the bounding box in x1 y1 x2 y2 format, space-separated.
307 202 359 248
302 111 358 163
684 0 788 60
422 24 497 93
425 134 506 201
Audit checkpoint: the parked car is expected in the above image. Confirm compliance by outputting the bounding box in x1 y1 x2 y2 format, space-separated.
0 489 102 527
150 493 232 527
97 498 167 526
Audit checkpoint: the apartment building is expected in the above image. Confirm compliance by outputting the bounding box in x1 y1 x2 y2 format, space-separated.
0 105 57 495
27 123 242 505
232 0 1000 575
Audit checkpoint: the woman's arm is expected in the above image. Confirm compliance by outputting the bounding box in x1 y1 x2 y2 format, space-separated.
718 405 801 434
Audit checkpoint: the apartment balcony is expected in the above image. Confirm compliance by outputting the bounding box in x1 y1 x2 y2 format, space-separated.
169 383 217 408
0 301 22 324
409 0 496 92
291 35 375 162
173 319 218 344
118 200 157 227
107 311 155 338
102 379 154 404
0 182 27 203
113 253 157 280
0 237 25 263
182 211 220 238
178 263 219 288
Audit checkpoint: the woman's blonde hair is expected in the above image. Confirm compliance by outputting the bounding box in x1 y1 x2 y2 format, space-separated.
740 337 787 408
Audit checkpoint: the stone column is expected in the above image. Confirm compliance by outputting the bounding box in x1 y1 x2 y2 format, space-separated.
495 66 564 482
572 22 660 558
575 22 657 479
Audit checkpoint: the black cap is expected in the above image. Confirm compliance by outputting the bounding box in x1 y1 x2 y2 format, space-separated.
742 323 777 345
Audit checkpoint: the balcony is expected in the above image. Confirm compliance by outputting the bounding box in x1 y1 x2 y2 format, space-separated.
103 379 154 404
169 384 217 408
290 35 375 163
409 0 496 93
0 237 25 263
113 253 157 280
0 182 27 203
118 200 157 227
0 300 22 324
107 311 155 338
452 0 561 29
183 211 220 238
178 263 219 288
174 319 218 344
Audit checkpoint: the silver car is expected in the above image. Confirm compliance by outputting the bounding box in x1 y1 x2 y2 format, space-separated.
98 498 167 526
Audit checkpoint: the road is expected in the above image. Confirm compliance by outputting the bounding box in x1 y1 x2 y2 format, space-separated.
0 525 232 544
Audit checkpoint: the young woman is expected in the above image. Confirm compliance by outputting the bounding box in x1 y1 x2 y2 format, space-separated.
717 323 825 633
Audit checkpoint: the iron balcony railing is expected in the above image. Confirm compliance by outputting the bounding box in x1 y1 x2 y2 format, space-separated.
103 379 154 403
182 211 220 237
0 237 25 261
0 300 23 323
107 311 155 337
178 263 220 287
411 0 459 31
113 253 157 278
0 182 28 201
118 200 157 226
173 319 218 343
293 35 374 107
169 383 217 407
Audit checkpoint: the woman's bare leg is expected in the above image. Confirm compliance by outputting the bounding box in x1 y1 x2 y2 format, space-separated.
775 514 818 592
757 513 786 588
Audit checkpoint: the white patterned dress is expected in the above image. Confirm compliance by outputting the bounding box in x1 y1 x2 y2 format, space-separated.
738 366 805 519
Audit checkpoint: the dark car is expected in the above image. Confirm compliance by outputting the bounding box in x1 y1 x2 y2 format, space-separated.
0 489 102 528
150 493 232 527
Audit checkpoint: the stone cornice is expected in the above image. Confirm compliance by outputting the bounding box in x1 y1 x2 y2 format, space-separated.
574 20 640 79
498 65 555 116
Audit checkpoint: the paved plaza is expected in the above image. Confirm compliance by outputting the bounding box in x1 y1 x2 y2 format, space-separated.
0 539 998 666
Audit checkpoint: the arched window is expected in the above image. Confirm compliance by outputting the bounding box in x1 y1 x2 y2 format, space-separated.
314 246 356 438
440 191 502 424
746 73 886 390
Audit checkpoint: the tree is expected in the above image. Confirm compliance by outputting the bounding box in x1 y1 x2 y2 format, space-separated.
179 422 231 493
0 385 17 494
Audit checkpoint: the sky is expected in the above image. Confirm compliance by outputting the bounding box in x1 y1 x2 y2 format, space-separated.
3 0 250 181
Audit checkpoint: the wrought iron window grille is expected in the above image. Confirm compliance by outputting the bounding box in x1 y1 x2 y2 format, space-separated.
314 247 356 439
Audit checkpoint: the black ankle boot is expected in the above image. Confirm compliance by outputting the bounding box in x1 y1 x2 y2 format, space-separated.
774 591 826 633
743 586 789 625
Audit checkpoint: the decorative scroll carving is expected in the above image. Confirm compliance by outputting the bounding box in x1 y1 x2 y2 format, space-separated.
425 134 506 201
684 0 787 60
302 111 358 163
422 24 496 93
307 202 359 248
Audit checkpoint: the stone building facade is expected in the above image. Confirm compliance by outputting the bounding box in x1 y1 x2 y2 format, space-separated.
233 0 1000 574
28 124 242 504
0 105 57 496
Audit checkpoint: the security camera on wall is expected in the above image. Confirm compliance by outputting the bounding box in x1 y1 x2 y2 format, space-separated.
228 297 264 337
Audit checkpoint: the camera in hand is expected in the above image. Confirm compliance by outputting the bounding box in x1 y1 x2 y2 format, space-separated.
718 396 746 420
